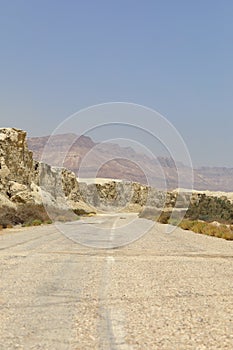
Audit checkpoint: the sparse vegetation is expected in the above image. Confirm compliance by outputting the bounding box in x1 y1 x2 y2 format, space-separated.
139 208 185 225
178 220 233 240
0 206 20 228
139 194 233 240
0 204 81 229
186 194 233 224
157 211 172 224
73 208 95 216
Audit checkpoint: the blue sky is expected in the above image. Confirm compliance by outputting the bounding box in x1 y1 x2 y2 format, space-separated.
0 0 233 167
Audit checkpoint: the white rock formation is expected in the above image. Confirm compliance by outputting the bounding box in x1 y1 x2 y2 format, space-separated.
0 128 94 213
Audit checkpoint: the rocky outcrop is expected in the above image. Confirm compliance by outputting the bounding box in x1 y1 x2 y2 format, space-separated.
2 128 224 220
0 128 94 213
0 128 34 187
78 180 192 213
0 128 38 205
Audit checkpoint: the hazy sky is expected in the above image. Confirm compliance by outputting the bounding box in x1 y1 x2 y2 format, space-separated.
0 0 233 167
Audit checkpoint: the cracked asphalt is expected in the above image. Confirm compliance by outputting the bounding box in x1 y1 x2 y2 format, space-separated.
0 214 232 349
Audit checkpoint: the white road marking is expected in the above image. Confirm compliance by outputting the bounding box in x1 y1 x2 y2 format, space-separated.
109 216 120 246
109 308 133 350
100 217 132 350
107 256 115 263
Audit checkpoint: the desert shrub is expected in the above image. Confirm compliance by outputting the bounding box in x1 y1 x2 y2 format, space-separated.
201 224 218 236
157 211 172 224
0 203 79 228
16 204 50 224
6 224 13 229
178 220 233 240
73 208 93 216
31 219 42 226
22 222 31 227
0 206 20 228
190 222 207 234
179 220 195 231
186 195 233 224
222 231 233 240
138 192 233 240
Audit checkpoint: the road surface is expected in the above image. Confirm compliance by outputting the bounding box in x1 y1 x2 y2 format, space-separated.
0 213 232 349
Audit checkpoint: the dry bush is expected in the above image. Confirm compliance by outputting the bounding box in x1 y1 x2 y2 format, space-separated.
157 211 172 224
222 231 233 240
0 206 20 228
190 222 206 234
17 204 50 224
73 208 93 216
0 204 79 228
179 220 195 231
178 220 233 240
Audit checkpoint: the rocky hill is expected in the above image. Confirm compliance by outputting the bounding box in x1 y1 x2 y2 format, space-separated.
27 133 150 184
28 133 233 192
28 134 191 189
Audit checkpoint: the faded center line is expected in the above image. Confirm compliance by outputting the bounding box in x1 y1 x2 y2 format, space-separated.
98 216 132 350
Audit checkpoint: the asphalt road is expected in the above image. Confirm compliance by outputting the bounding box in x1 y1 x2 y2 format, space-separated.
0 213 232 350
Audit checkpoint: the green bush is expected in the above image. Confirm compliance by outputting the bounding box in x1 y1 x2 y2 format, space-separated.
186 195 233 224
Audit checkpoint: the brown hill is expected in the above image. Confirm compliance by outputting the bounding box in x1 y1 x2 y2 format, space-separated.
27 133 233 192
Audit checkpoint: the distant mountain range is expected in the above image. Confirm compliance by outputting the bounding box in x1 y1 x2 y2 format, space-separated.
28 133 233 192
